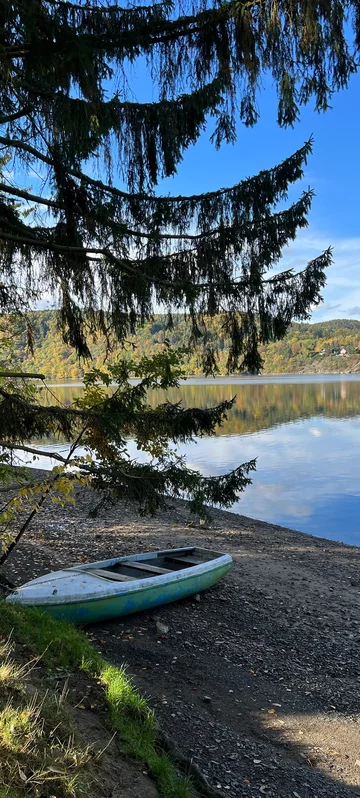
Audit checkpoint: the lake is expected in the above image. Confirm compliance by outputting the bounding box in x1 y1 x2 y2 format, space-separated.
36 374 360 547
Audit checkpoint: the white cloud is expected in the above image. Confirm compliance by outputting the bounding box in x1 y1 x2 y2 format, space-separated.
277 230 360 322
309 427 322 437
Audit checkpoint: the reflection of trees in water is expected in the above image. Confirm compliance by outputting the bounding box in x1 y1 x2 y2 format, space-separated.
149 382 360 434
39 380 360 443
40 384 85 407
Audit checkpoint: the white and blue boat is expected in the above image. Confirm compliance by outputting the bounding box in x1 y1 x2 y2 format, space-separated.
6 546 232 624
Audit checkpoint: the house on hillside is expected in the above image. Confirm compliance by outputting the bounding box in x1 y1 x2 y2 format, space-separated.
330 345 347 355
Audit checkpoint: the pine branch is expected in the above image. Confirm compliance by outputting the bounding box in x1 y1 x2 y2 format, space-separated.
0 181 314 242
0 223 317 292
0 135 53 168
0 135 312 209
0 371 45 378
264 252 333 285
0 442 68 463
0 108 32 124
4 76 231 188
3 0 243 57
0 182 61 210
45 0 172 12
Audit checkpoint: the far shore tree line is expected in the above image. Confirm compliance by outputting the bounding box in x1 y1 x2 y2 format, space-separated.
3 313 360 380
1 0 360 565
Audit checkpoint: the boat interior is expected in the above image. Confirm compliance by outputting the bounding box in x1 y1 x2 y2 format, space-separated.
87 547 221 582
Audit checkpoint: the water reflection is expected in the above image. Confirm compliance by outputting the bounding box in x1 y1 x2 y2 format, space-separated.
148 417 360 545
36 376 360 545
43 377 360 436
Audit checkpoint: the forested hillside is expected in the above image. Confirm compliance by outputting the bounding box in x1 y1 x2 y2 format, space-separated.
3 312 360 379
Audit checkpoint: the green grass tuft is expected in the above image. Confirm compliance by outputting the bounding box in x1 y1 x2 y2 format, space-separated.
0 600 194 797
0 685 92 796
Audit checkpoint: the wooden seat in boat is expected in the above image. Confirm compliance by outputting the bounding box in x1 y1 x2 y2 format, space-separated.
165 555 202 566
121 561 172 575
89 569 138 582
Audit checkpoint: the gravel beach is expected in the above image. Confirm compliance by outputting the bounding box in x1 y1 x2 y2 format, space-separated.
3 487 360 797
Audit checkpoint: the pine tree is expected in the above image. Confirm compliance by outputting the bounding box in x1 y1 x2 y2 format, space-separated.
0 0 355 558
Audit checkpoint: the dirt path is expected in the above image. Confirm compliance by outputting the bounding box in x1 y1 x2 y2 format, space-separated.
3 492 360 797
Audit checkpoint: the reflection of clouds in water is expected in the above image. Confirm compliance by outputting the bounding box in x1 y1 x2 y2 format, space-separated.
125 437 316 521
23 413 360 545
233 481 313 521
156 418 360 539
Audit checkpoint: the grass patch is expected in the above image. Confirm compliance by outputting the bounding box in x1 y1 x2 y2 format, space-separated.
0 600 194 797
0 665 95 796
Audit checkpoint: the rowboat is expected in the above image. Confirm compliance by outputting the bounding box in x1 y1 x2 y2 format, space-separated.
6 546 232 624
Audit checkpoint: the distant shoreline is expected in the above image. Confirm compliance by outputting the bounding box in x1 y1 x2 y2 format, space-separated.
8 311 360 380
45 371 360 388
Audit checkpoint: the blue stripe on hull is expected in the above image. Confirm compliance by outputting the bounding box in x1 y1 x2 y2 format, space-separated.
37 562 231 624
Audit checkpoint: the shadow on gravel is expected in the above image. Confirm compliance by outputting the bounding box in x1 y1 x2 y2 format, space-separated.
87 599 360 798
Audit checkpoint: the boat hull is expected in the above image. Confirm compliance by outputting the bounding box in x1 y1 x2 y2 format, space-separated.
7 556 232 624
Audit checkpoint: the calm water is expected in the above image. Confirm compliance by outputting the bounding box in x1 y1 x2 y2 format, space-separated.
36 375 360 546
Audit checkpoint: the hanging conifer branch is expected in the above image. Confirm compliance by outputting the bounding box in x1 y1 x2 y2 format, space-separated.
0 131 331 364
0 0 352 556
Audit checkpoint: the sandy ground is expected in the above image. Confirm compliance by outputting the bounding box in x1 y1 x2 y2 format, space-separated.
3 490 360 798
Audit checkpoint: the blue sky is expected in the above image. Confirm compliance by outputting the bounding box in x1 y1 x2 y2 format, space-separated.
153 70 360 323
